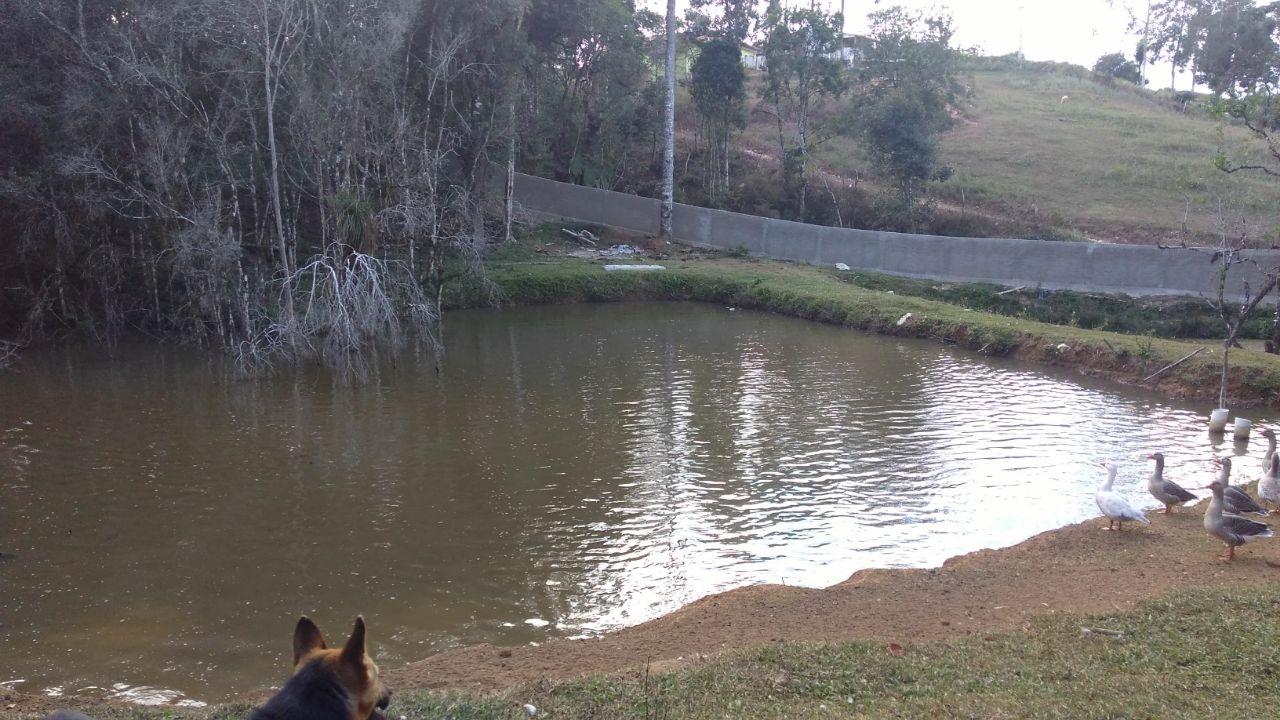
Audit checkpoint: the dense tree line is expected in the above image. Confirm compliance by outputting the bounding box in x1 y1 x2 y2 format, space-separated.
0 0 665 373
0 0 964 369
679 3 963 230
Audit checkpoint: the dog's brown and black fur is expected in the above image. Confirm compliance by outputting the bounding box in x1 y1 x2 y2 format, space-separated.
250 616 392 720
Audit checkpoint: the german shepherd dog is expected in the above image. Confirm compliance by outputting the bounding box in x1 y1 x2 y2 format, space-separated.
43 617 390 720
251 616 392 720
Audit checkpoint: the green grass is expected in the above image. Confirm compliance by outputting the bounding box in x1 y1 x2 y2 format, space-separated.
935 68 1278 241
740 62 1280 242
35 584 1280 720
836 269 1272 340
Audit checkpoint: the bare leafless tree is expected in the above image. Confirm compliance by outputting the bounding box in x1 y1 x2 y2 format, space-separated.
1199 206 1280 408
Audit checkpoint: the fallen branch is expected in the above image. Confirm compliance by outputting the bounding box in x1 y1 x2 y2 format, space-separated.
995 285 1027 296
1142 346 1207 384
562 228 599 247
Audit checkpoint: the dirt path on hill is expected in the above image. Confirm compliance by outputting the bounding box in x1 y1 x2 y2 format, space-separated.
384 498 1279 693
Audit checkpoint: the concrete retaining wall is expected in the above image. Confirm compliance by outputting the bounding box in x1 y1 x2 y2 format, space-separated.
514 172 1280 300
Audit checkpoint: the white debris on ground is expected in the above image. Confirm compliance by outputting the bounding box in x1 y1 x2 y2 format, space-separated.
603 264 665 272
568 244 642 259
601 244 639 256
834 262 851 270
896 313 913 327
523 704 538 717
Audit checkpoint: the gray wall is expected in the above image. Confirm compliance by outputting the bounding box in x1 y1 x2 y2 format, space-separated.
514 172 1280 300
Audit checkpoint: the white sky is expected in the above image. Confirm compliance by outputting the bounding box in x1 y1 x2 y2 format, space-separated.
643 0 1198 90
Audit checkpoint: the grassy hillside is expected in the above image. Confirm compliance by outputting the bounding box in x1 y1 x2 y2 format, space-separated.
736 62 1279 244
938 67 1277 242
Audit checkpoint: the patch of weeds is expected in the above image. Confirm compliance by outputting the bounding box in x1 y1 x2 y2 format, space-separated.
1136 336 1157 360
972 326 1018 355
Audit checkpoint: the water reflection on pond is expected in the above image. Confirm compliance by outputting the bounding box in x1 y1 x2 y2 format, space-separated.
0 302 1268 703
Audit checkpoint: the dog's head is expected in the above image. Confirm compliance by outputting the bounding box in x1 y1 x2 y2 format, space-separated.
292 616 392 720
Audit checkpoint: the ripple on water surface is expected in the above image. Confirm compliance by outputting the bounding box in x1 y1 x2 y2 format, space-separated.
0 302 1270 704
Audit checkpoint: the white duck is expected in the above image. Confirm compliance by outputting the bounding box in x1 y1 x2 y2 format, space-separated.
1259 452 1280 514
1095 462 1150 531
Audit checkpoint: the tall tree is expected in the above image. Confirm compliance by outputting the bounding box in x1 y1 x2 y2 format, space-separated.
759 3 845 221
661 0 676 241
686 0 755 42
1143 0 1280 93
521 0 659 191
847 6 961 228
690 38 746 204
1094 52 1145 83
1154 2 1280 352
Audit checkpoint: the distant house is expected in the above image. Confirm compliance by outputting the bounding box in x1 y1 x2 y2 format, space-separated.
643 40 698 82
831 34 872 67
741 34 868 71
740 43 766 71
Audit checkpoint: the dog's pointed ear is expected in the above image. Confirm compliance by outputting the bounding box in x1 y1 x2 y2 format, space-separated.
340 616 367 668
293 616 327 666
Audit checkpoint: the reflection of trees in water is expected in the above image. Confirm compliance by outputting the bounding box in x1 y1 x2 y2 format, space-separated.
1 305 1223 698
559 310 941 631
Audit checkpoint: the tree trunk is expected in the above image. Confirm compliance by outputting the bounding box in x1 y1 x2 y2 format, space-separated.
797 93 809 221
505 96 517 244
1271 303 1280 354
660 0 676 241
1220 337 1231 409
263 20 290 279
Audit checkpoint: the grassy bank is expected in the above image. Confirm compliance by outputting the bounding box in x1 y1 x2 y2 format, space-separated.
449 254 1280 406
31 583 1280 720
837 269 1273 340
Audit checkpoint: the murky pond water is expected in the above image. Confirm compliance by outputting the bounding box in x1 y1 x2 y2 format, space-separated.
1 302 1272 704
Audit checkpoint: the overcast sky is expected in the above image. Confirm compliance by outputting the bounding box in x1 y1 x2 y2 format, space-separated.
642 0 1198 90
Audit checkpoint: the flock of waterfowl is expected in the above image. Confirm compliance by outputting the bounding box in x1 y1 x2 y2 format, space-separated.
1097 428 1280 561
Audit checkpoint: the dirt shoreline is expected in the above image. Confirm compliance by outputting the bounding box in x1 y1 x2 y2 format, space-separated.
9 485 1279 716
383 493 1279 694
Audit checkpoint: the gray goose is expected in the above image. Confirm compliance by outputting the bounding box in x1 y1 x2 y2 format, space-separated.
1204 479 1273 561
1214 457 1268 517
1146 452 1196 514
1261 428 1277 479
1259 452 1280 513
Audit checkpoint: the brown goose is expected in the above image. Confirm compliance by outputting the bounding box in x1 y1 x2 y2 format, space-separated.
1146 452 1196 514
1204 479 1273 561
1214 457 1268 517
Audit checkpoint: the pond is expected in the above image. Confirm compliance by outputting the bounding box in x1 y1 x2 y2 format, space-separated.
0 302 1269 705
